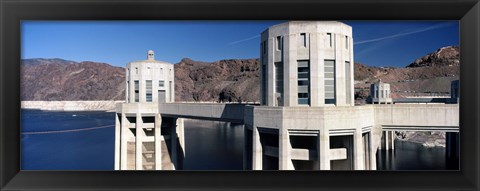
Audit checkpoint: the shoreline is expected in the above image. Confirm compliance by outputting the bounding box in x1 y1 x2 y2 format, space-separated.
21 101 124 112
395 137 446 148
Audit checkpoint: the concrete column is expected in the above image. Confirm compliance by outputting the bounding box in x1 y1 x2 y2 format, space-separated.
114 113 120 170
176 118 185 157
310 33 320 107
348 35 355 106
279 128 292 170
135 113 143 170
267 37 275 106
381 131 392 151
385 131 390 150
369 132 377 170
176 118 185 170
354 130 365 170
319 128 330 170
334 33 346 106
120 113 128 170
390 131 395 150
284 34 298 107
154 113 162 170
252 126 263 170
171 118 178 169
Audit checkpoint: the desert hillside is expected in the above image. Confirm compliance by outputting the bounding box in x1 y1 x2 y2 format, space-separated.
21 46 459 103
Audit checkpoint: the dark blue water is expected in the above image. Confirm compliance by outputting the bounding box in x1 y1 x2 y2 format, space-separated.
182 120 244 170
21 109 115 170
21 110 453 170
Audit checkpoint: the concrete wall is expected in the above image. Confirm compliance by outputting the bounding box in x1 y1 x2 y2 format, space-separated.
159 103 247 123
374 104 459 127
21 100 124 111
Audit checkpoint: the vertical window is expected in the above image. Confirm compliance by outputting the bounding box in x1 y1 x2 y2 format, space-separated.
146 80 152 102
324 60 336 104
300 33 307 47
126 81 129 102
169 81 172 102
327 33 332 47
298 60 310 105
135 67 138 74
276 36 282 50
275 62 284 106
345 36 349 49
134 80 139 102
147 67 151 75
159 80 164 88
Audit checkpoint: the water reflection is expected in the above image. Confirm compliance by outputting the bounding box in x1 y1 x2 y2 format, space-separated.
376 140 458 170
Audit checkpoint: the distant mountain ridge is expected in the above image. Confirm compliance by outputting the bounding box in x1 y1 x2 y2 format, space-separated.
21 59 125 101
406 46 459 68
21 46 459 103
21 58 77 67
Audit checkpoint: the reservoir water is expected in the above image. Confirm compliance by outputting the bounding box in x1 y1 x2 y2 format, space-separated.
21 109 456 170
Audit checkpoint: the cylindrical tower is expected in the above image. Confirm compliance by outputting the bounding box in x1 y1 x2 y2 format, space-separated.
125 50 175 103
260 21 354 107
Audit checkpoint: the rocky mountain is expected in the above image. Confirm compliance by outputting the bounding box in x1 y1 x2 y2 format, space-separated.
21 45 459 103
21 59 125 101
406 46 459 68
21 57 261 102
353 46 459 103
174 58 260 102
21 58 77 67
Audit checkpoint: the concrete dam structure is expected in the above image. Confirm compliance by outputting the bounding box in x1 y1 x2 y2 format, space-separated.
115 21 459 171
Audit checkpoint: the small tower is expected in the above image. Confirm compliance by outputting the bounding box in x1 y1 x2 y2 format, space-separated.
125 50 175 103
147 50 155 60
115 51 177 171
368 80 393 104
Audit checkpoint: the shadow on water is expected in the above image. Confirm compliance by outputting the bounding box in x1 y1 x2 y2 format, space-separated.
182 119 244 170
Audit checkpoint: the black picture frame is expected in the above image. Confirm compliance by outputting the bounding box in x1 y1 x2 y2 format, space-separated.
1 0 479 190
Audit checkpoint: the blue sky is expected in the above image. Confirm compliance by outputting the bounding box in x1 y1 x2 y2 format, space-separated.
22 21 459 68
